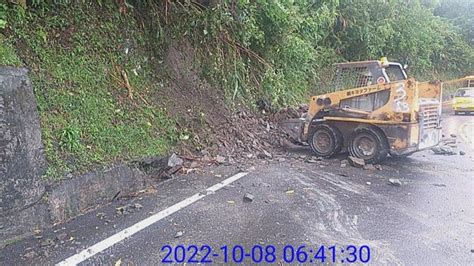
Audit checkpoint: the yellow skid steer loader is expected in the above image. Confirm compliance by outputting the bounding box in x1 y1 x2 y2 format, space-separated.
280 58 473 163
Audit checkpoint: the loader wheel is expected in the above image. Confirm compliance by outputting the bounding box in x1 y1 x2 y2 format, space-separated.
308 124 343 158
348 127 389 164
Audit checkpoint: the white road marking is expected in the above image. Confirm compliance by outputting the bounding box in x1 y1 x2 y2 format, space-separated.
56 172 249 266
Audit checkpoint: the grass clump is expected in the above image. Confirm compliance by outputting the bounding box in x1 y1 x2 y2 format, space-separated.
0 34 21 66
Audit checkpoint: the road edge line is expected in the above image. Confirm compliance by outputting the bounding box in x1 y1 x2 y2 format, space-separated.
56 172 249 266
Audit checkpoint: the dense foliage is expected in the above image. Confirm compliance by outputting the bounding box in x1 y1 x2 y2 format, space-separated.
131 0 473 103
0 0 472 178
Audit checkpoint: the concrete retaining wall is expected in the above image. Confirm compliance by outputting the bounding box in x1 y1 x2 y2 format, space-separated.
0 67 162 247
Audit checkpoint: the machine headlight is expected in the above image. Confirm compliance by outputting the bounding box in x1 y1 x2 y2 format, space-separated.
452 98 457 104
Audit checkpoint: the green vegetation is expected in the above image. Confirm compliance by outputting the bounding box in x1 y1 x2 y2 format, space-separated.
5 3 177 179
1 0 472 179
0 34 21 66
132 0 473 104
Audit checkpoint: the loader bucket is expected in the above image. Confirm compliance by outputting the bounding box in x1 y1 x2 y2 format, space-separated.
278 118 306 143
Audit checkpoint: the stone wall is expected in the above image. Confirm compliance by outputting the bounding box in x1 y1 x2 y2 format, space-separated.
0 67 46 215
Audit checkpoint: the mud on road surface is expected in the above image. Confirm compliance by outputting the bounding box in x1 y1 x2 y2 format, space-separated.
1 114 473 265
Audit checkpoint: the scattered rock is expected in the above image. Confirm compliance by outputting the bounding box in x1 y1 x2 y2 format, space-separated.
167 153 183 168
278 157 286 162
243 193 255 202
56 233 68 241
363 164 375 170
431 146 457 155
40 238 54 247
285 189 295 194
303 157 323 163
459 151 466 156
374 164 383 171
23 250 37 259
388 178 402 186
190 161 200 168
348 156 365 168
247 166 256 171
366 182 371 185
175 231 184 238
257 150 272 159
450 133 457 138
215 155 226 164
340 159 349 168
116 202 143 215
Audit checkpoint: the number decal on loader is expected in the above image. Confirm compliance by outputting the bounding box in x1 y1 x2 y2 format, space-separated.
394 83 410 112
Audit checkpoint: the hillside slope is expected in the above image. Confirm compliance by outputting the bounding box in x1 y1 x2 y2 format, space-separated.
1 1 472 179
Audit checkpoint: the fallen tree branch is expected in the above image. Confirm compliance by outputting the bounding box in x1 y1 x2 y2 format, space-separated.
219 33 272 68
120 69 133 100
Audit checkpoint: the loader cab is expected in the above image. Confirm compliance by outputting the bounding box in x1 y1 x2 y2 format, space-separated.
332 60 407 90
332 60 408 113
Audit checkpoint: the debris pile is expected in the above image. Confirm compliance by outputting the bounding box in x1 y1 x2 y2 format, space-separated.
431 137 463 155
176 109 290 167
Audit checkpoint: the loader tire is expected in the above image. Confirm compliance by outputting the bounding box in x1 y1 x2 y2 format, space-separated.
348 126 389 164
308 124 343 158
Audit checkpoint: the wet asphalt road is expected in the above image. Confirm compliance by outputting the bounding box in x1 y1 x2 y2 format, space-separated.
1 114 473 265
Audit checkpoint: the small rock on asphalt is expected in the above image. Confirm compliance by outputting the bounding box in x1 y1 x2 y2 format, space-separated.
56 233 68 241
450 133 457 138
366 182 371 185
459 151 466 155
388 178 402 186
175 231 184 238
243 193 255 202
363 164 376 170
23 251 37 259
375 164 383 170
431 145 457 155
348 156 365 168
304 156 321 163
